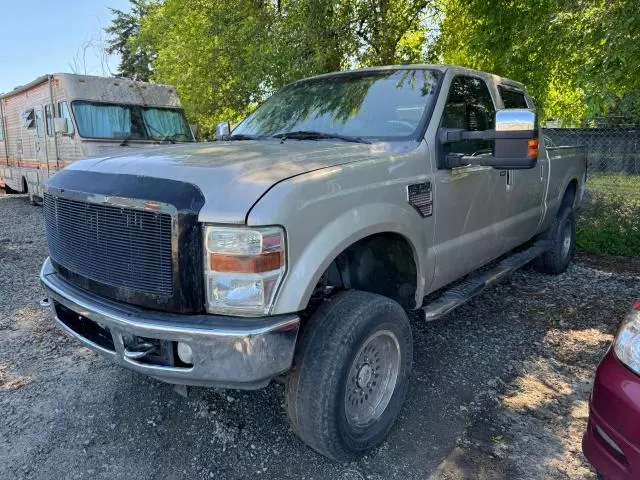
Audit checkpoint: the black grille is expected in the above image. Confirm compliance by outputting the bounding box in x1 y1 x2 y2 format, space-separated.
44 193 173 296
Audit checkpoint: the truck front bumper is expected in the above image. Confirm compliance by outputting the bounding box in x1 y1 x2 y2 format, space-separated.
40 257 300 389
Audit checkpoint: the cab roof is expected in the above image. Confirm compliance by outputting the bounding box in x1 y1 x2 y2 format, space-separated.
295 64 526 91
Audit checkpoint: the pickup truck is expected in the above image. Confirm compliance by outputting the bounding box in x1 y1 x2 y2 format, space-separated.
40 65 586 460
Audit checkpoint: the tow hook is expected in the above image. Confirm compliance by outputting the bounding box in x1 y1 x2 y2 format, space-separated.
39 298 51 308
123 342 158 360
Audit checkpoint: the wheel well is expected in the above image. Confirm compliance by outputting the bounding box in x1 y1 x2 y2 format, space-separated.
310 233 418 311
561 180 577 210
22 177 28 194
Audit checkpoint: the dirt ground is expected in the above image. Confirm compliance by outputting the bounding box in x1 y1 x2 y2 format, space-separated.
1 194 639 479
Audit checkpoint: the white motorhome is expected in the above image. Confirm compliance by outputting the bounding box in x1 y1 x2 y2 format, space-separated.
0 73 195 202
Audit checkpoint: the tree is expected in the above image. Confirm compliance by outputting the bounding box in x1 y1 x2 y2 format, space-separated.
135 0 280 134
436 0 640 124
132 0 439 133
350 0 438 65
105 0 154 81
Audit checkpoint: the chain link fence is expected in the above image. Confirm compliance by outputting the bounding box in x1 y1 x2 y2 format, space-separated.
543 127 640 175
543 127 640 256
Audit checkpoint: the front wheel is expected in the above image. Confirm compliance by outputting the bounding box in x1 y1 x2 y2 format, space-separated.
285 290 413 460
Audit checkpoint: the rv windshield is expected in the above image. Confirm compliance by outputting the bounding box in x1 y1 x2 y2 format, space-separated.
233 69 442 140
72 101 193 141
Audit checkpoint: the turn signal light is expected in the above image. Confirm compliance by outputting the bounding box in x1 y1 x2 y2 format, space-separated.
210 251 283 273
527 138 539 158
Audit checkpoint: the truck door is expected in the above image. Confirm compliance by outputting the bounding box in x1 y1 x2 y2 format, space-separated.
431 75 509 287
496 86 546 249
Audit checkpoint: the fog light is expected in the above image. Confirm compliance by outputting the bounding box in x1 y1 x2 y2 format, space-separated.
177 342 193 365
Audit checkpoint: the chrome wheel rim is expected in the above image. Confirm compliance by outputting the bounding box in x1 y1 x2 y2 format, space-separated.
561 221 572 259
345 330 400 428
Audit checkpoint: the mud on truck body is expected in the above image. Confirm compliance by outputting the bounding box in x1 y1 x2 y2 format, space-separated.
40 65 586 460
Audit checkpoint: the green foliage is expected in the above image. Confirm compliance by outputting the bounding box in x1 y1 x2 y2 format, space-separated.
577 175 640 256
135 0 280 135
106 0 640 129
111 0 438 133
437 0 640 124
105 0 153 81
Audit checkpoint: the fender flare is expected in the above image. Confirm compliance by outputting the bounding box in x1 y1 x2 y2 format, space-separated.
271 202 427 314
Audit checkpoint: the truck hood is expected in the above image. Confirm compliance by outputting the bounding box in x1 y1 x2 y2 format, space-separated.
66 140 393 223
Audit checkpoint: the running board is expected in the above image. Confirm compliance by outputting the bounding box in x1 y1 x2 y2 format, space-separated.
421 240 551 322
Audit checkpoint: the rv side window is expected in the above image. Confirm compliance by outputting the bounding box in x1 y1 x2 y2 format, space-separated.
45 104 54 136
58 101 74 135
35 109 44 137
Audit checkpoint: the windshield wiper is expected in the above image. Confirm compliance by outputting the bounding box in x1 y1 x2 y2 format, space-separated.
119 133 134 147
272 130 370 144
227 133 265 141
159 134 177 144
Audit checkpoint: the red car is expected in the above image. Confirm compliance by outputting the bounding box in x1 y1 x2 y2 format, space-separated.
583 299 640 479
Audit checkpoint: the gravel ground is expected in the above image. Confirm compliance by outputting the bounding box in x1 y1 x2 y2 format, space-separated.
1 194 639 480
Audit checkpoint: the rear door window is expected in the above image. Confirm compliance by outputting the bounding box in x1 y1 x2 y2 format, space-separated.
498 86 528 109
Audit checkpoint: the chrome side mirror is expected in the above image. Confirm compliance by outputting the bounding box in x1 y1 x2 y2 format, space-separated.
495 109 535 132
440 108 538 170
216 121 230 140
493 109 538 169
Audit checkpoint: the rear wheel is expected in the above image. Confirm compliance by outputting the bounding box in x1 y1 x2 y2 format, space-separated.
534 206 575 274
285 290 413 460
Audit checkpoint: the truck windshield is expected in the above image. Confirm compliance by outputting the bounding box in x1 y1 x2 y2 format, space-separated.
233 69 441 140
72 101 193 141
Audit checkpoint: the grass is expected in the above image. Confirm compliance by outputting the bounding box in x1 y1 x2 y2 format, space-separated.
577 174 640 257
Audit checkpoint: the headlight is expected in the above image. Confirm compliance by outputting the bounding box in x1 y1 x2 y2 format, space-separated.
203 225 285 316
613 300 640 374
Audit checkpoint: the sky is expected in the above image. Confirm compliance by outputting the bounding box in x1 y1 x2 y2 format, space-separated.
0 0 131 94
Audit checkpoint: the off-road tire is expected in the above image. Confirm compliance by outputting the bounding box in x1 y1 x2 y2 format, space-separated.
285 290 413 460
534 206 575 274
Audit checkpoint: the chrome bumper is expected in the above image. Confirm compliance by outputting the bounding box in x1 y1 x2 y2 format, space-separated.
40 257 299 389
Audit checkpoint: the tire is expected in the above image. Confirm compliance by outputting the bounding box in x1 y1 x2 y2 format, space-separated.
534 206 575 274
285 290 413 460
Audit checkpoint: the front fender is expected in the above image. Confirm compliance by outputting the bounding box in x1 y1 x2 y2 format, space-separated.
271 202 428 314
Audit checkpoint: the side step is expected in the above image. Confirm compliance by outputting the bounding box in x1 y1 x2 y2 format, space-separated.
421 240 551 322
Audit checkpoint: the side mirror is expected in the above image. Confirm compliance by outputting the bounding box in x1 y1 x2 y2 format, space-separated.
53 117 68 134
216 121 230 140
492 109 538 169
440 109 538 170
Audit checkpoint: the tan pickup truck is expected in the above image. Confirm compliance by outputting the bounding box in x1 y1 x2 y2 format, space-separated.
40 65 586 460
